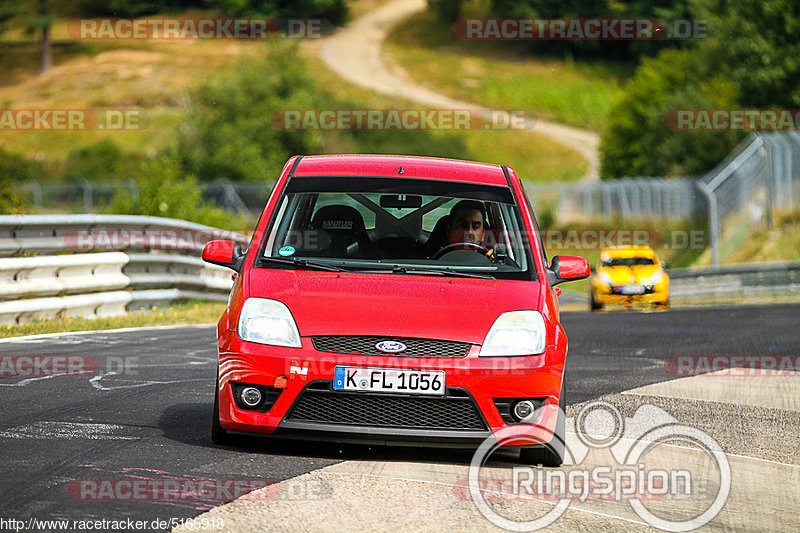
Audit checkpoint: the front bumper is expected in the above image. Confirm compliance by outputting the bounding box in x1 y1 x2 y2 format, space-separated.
593 283 669 304
217 331 565 448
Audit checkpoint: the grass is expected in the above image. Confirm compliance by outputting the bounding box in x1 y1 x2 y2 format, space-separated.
0 300 225 339
0 14 268 161
694 211 800 265
383 10 627 132
1 9 587 185
300 27 587 182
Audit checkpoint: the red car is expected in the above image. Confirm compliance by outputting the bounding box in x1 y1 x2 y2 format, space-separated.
202 155 589 466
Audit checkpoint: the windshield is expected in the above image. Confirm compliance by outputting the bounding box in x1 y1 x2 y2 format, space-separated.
258 177 533 280
603 257 655 267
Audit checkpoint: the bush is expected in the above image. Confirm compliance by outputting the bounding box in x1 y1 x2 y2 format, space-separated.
178 41 325 182
0 147 38 212
62 139 142 183
105 155 249 230
179 40 470 182
600 48 742 178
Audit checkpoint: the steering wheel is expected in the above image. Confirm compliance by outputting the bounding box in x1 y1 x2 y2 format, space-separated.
432 242 491 260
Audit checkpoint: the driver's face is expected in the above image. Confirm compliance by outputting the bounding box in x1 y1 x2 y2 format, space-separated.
449 208 485 244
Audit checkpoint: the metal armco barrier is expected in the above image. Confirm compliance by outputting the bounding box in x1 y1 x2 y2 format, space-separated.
668 261 800 304
0 215 248 326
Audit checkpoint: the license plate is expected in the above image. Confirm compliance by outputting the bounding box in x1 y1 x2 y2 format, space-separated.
333 366 445 396
621 284 645 295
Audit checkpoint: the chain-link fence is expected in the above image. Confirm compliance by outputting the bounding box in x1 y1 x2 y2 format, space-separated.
700 132 800 265
16 180 272 216
548 177 703 221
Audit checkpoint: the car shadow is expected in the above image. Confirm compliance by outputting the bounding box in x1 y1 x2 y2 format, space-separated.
158 402 520 467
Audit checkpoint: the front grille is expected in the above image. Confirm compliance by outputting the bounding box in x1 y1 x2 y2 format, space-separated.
286 383 486 431
311 335 470 357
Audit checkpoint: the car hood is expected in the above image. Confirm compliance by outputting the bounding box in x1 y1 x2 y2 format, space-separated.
602 265 661 284
248 269 542 344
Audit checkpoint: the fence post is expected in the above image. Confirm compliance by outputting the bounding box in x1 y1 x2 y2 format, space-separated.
758 133 775 229
698 182 719 266
81 179 93 212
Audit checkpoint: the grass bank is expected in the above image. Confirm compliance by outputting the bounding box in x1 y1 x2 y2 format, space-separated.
384 10 628 133
0 300 225 339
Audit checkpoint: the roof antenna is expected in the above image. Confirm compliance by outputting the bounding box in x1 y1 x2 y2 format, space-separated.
398 166 404 174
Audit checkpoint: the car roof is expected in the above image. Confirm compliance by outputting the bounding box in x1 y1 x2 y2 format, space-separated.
600 246 657 258
291 154 510 186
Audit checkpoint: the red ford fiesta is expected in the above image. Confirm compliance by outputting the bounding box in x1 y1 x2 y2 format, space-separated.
202 154 589 465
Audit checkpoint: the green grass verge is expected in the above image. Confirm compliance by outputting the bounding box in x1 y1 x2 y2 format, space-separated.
384 10 627 132
1 300 225 338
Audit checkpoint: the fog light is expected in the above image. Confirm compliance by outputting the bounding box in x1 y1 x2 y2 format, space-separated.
513 400 535 421
241 386 262 407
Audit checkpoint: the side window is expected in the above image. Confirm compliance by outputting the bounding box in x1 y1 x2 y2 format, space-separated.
519 185 548 265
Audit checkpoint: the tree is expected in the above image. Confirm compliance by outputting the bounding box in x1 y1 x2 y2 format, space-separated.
600 48 741 178
178 41 325 182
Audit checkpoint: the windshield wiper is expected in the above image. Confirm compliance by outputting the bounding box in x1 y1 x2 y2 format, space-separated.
261 256 350 272
389 266 494 279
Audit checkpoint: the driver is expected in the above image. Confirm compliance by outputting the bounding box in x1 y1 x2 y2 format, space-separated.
442 200 495 260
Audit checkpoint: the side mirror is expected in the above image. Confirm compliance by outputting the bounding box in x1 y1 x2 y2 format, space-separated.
661 260 668 270
547 255 590 286
202 240 244 272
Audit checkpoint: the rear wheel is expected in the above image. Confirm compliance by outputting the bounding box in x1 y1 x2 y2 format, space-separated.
519 377 567 467
211 379 231 445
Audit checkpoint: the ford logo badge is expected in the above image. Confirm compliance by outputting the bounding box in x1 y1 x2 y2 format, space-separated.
376 341 406 353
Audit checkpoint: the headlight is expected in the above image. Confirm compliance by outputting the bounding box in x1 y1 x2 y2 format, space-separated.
478 311 546 356
642 271 663 286
237 298 302 348
598 272 612 284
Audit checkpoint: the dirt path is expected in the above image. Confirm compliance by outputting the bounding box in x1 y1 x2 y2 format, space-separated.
319 0 600 180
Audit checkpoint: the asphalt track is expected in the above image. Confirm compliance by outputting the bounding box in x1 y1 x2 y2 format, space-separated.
0 304 798 531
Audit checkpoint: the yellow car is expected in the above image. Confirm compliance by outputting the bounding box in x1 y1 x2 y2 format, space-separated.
590 246 669 310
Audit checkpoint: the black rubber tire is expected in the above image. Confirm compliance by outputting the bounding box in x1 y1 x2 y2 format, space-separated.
211 379 231 446
590 291 602 311
519 377 566 467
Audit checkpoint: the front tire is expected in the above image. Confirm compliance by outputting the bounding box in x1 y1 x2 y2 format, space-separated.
590 291 602 311
519 377 566 467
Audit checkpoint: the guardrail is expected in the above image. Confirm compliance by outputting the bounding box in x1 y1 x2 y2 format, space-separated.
0 215 248 326
668 260 800 305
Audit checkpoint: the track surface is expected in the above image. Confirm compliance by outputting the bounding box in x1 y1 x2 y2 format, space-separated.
0 304 798 530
